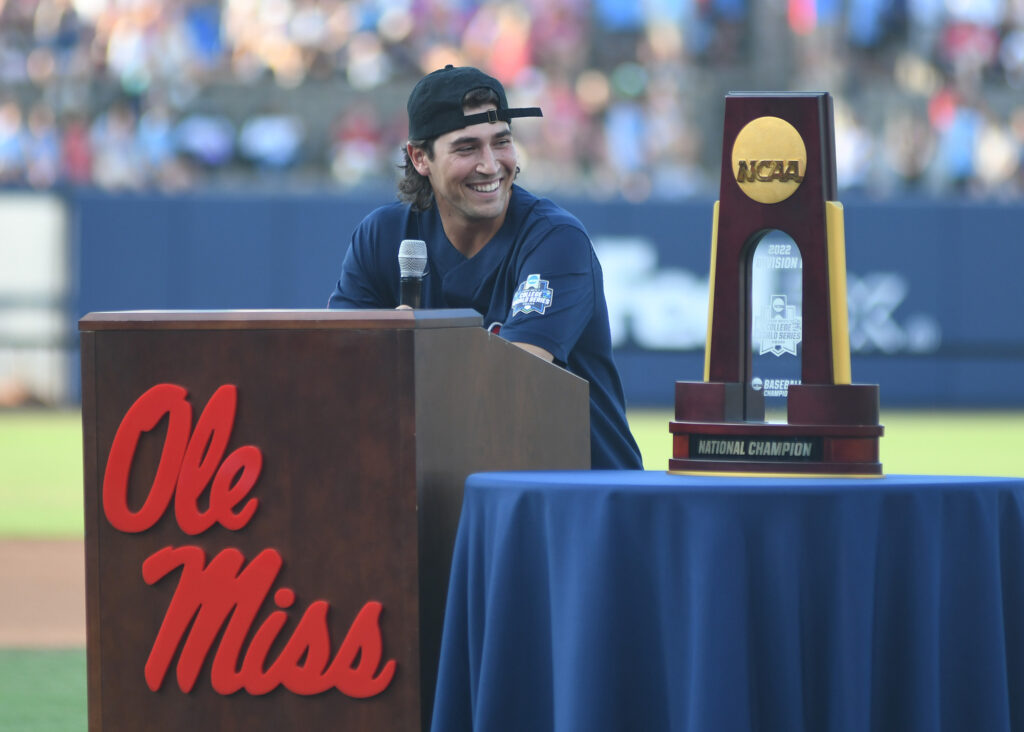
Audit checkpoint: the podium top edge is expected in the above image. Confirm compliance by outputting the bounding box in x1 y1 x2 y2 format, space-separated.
78 308 484 331
725 91 831 99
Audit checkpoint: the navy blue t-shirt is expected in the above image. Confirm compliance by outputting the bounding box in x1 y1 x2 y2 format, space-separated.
328 185 642 470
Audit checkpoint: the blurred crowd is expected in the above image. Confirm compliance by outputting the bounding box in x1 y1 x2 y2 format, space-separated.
0 0 1023 199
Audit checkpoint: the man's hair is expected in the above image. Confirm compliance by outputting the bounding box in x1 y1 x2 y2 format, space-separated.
398 87 502 212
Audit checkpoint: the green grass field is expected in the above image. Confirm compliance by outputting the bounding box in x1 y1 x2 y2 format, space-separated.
0 407 1022 731
1 407 1022 538
1 408 1023 537
0 410 86 538
0 649 86 731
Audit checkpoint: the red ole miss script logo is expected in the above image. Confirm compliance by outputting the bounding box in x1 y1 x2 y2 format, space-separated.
103 383 396 697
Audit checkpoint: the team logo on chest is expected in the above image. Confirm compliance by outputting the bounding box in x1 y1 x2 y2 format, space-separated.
512 274 554 316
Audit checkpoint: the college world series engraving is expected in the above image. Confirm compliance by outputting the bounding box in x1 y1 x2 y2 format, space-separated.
670 92 884 475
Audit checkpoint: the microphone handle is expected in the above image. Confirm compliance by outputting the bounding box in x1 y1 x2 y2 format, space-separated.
400 277 422 309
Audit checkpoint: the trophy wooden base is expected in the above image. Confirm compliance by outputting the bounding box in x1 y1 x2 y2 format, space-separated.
669 382 884 476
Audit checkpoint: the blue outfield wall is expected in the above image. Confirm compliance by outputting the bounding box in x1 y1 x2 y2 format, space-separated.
69 189 1024 408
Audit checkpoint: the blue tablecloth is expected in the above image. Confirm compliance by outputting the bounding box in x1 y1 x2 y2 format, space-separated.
431 472 1024 732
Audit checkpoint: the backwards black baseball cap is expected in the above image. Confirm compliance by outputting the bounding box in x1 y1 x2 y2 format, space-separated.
407 64 543 140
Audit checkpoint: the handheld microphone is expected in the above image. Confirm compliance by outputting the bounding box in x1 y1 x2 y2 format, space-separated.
398 239 428 308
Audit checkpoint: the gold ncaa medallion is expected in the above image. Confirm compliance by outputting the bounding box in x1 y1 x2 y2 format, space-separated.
731 116 806 204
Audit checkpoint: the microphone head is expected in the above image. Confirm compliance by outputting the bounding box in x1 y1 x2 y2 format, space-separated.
398 239 428 278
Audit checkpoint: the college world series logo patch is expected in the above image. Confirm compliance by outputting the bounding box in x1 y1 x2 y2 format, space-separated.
512 274 554 316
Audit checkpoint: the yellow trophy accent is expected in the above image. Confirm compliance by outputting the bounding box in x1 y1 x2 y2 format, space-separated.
826 201 851 384
704 201 720 382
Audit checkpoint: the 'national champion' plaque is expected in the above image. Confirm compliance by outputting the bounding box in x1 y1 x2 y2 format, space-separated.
670 93 884 475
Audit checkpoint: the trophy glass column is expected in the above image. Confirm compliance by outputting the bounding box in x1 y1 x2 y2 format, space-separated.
750 230 803 421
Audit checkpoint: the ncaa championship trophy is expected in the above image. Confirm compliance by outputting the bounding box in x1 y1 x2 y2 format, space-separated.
670 92 884 475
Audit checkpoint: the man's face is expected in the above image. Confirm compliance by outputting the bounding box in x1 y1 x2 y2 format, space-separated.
410 104 518 228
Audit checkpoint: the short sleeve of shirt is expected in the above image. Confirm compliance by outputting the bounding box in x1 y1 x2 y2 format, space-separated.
327 208 398 309
498 224 595 364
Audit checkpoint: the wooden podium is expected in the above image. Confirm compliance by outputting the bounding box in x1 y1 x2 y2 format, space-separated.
79 309 590 731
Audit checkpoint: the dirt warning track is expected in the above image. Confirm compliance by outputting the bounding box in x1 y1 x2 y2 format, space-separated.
0 539 85 648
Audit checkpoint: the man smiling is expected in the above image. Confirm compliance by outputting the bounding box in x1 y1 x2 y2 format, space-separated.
328 65 642 469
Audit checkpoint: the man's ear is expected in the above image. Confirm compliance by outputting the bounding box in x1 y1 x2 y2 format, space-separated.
408 143 431 177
